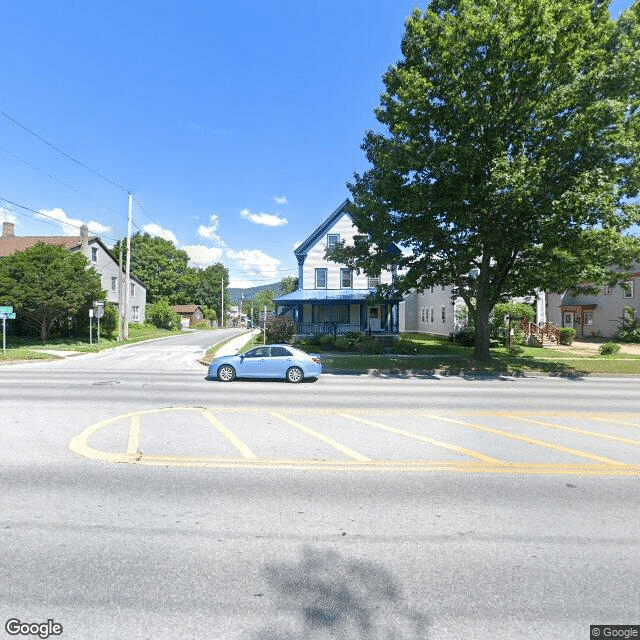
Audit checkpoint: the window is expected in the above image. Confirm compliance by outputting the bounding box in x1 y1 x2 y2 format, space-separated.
421 307 425 323
132 306 139 321
91 247 98 262
270 346 292 357
430 307 434 323
584 312 593 326
326 234 340 253
246 346 269 358
340 269 352 288
334 305 349 323
130 283 136 298
312 304 329 323
442 306 446 323
368 274 380 288
315 268 327 289
622 281 634 299
111 277 117 292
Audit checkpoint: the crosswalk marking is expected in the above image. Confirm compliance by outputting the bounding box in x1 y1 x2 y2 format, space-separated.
202 410 258 459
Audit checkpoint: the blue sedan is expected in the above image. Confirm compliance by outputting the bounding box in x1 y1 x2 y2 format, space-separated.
208 344 322 383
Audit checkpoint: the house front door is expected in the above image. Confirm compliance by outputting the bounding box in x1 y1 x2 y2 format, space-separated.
368 306 381 331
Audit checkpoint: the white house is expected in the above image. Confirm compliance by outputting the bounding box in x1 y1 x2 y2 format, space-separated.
0 221 146 323
274 200 402 334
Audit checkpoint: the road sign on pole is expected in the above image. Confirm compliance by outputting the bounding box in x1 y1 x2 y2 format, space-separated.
0 312 16 320
0 306 13 314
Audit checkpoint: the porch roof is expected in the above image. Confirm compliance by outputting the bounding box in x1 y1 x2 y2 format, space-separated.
275 289 376 304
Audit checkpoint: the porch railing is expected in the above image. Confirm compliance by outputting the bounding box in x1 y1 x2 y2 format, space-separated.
296 323 363 336
520 320 560 345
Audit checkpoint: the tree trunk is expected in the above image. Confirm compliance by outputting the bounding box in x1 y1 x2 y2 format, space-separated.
473 298 492 361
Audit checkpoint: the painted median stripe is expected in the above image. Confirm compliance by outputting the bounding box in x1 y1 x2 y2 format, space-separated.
270 412 371 462
420 413 627 466
501 414 640 447
337 413 504 465
126 416 141 456
202 410 258 459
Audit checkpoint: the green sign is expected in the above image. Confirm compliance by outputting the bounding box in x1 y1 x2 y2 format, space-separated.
0 312 16 320
0 306 12 314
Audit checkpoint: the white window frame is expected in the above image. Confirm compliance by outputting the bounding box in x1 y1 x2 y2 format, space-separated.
91 247 98 262
584 312 594 326
132 306 139 321
111 276 117 292
622 281 634 299
315 268 327 289
421 307 425 323
326 234 340 253
130 283 136 298
340 269 352 289
430 307 434 323
441 305 446 323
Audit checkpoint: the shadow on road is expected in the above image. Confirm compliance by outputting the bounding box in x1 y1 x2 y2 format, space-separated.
249 547 429 639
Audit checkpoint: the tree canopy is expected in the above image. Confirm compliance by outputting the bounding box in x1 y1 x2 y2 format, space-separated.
0 243 105 341
114 233 229 316
337 0 640 359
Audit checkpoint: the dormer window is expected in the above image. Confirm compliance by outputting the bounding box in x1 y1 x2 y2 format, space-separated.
326 234 340 253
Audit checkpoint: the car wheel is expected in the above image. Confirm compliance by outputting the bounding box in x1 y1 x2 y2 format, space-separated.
217 364 236 382
286 366 304 383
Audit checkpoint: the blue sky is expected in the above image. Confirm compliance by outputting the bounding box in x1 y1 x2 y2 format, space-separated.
0 0 635 288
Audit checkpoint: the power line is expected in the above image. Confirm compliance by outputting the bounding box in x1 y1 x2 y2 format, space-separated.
0 195 120 244
0 108 130 193
0 142 124 218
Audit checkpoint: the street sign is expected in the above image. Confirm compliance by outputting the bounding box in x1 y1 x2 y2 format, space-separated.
0 306 13 314
94 306 104 318
0 312 16 320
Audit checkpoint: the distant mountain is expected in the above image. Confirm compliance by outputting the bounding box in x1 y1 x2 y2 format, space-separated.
227 282 282 304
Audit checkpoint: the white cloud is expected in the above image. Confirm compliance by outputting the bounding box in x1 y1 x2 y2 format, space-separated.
240 208 288 227
142 223 178 245
0 208 17 225
198 214 225 245
183 244 224 267
227 248 280 280
273 195 288 205
37 208 111 236
228 278 255 289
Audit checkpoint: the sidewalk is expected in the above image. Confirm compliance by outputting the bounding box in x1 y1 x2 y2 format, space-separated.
212 330 257 356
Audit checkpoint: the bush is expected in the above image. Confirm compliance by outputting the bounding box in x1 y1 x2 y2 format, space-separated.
147 299 182 330
265 316 297 344
599 341 620 355
453 327 475 346
392 338 419 354
317 334 335 350
356 338 383 354
558 327 577 345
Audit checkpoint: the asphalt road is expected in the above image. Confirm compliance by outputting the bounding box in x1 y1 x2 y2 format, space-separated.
1 330 639 640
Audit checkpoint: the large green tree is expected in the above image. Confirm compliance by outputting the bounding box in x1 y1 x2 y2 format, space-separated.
114 233 193 304
0 243 105 341
338 0 640 360
192 263 229 321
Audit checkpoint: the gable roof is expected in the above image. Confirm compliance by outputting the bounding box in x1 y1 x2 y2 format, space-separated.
294 199 351 258
172 305 203 314
294 199 402 258
0 233 147 289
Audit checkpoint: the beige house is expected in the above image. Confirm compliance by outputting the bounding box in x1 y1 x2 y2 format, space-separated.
0 221 146 323
546 266 640 338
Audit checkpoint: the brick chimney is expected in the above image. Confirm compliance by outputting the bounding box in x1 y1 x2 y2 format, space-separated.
2 221 15 238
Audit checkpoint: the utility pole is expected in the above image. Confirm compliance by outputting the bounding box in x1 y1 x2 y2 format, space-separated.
124 193 133 340
118 242 124 341
221 276 224 328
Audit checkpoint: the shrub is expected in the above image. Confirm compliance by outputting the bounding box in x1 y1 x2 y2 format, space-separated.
453 327 475 346
265 316 297 344
147 299 181 330
100 302 119 339
392 338 419 354
334 336 350 351
599 341 620 355
356 338 383 354
317 334 335 350
558 327 577 345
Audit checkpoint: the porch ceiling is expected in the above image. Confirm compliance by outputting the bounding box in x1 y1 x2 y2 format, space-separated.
274 289 377 304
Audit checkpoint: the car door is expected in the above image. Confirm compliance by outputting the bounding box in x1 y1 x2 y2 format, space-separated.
263 346 293 378
237 346 270 378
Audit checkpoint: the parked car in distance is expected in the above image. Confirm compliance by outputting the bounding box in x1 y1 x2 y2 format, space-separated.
207 344 322 383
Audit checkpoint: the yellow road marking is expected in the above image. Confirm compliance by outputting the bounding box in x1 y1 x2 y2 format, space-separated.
270 412 371 462
419 413 627 466
502 414 640 447
202 410 258 459
583 415 640 429
337 413 504 465
126 416 141 456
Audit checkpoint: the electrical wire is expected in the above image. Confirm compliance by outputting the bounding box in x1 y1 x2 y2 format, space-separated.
0 108 130 193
